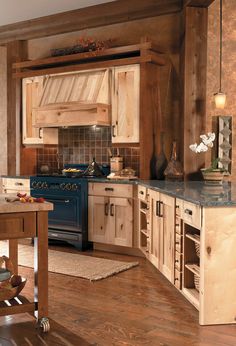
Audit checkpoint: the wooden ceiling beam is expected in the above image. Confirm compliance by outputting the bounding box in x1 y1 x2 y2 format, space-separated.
0 0 182 45
184 0 215 7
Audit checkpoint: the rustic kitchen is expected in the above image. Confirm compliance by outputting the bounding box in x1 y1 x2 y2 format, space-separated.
0 0 236 345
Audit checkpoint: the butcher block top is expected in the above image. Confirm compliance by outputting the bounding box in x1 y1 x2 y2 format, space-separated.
0 194 53 213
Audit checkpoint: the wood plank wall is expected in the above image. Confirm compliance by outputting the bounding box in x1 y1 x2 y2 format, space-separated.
0 47 7 175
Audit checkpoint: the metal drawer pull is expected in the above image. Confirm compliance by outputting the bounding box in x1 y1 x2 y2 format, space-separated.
139 191 144 195
48 199 70 203
105 187 114 192
110 203 114 216
112 125 116 137
15 182 23 186
104 202 109 216
184 208 193 216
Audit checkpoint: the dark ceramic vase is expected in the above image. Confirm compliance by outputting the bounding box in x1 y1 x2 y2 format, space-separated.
164 141 184 181
155 132 168 180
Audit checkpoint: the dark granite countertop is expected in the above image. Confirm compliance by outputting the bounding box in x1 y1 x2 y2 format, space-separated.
2 175 235 207
89 178 236 207
139 180 236 207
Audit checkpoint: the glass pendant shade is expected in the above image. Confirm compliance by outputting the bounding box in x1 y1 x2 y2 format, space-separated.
214 92 226 109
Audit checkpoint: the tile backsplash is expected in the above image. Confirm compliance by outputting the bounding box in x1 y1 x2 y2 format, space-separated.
37 126 140 175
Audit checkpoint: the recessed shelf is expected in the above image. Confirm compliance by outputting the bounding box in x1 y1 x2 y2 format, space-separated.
186 233 200 244
182 288 199 310
185 263 200 277
140 229 150 237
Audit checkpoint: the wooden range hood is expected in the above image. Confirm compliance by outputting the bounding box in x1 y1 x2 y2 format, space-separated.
32 68 110 128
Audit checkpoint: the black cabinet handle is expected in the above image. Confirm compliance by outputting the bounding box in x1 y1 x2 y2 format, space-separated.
156 201 159 216
184 208 193 216
110 203 114 216
159 201 163 217
104 202 109 216
139 191 144 195
105 187 114 191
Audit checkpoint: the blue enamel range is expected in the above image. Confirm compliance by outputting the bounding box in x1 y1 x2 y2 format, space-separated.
30 164 109 250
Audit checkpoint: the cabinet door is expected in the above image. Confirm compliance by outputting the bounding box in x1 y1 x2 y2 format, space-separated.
88 196 112 243
22 77 58 145
159 193 175 283
149 190 161 269
109 197 133 247
112 65 140 143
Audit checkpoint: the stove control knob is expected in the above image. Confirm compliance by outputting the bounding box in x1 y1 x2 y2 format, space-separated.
66 183 72 190
41 182 48 189
60 183 66 190
32 181 37 188
36 182 42 189
72 184 78 191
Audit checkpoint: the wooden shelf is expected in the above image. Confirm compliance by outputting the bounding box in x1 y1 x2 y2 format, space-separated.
0 295 36 317
140 208 149 215
182 288 199 310
140 229 150 237
13 41 166 79
185 263 200 277
186 233 200 244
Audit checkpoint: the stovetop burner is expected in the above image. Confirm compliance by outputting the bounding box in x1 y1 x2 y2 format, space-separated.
37 163 110 179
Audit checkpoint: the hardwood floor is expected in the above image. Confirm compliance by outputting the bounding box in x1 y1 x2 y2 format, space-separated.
0 241 236 345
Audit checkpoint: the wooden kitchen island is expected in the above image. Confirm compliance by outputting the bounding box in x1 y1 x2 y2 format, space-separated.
0 196 53 332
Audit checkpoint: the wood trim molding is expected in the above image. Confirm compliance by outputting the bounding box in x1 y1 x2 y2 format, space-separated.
184 0 215 7
0 0 182 44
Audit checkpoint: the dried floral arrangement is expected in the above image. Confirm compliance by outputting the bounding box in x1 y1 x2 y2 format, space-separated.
51 37 113 57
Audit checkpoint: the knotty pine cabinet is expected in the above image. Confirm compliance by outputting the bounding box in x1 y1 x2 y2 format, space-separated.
111 64 140 144
142 186 236 326
88 183 133 247
22 77 58 145
139 188 175 283
1 177 30 195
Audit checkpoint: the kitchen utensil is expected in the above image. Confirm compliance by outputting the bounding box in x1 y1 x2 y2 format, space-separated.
108 148 112 157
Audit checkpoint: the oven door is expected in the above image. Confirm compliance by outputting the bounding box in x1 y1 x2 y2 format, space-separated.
33 193 81 232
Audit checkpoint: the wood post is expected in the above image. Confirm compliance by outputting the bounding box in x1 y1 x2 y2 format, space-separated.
181 7 208 179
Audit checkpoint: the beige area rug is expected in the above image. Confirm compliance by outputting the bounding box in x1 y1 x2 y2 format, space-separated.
0 241 138 281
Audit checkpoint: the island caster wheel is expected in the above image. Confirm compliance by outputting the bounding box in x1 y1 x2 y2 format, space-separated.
39 317 50 333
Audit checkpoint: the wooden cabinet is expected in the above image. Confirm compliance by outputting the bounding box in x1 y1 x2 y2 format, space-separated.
22 77 58 145
139 188 175 282
111 64 140 144
147 189 175 283
88 183 133 247
1 177 30 195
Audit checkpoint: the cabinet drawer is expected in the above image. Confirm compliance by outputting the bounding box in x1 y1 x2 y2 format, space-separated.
88 183 133 198
175 251 182 271
138 185 148 202
2 178 30 189
175 233 182 253
0 212 36 239
174 269 182 289
182 201 201 228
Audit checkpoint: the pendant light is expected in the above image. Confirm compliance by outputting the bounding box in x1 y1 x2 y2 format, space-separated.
214 0 226 109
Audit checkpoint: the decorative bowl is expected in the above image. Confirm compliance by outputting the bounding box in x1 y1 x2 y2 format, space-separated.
0 277 27 301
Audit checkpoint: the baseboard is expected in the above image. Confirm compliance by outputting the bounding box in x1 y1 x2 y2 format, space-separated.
93 243 145 257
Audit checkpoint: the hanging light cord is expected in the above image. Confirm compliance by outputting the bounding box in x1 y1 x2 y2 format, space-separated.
219 0 223 92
